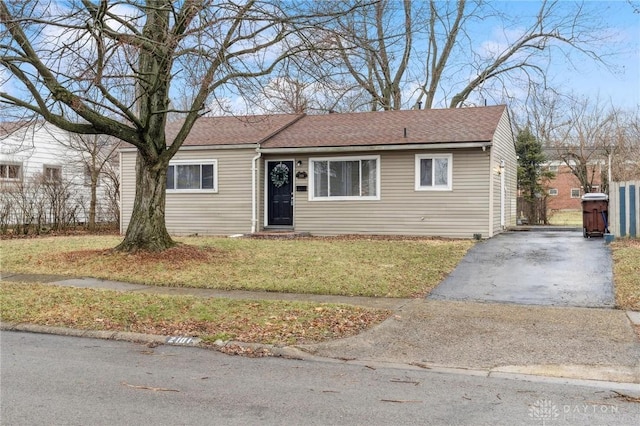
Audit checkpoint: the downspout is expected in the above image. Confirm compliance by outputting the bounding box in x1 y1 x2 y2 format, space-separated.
251 145 262 233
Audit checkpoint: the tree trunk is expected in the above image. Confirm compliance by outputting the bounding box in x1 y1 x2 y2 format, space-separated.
115 152 175 252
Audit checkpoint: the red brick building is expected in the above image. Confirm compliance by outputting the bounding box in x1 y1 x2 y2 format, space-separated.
544 161 603 211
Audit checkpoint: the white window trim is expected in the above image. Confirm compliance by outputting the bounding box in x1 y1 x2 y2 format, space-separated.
570 188 581 198
43 164 62 182
166 159 218 193
309 155 381 201
0 162 23 181
548 188 558 196
415 153 453 191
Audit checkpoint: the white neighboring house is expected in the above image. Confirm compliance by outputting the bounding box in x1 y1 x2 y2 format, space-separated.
0 122 116 230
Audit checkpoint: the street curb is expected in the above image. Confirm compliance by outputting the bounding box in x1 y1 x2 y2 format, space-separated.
1 321 166 345
627 310 640 325
3 321 639 392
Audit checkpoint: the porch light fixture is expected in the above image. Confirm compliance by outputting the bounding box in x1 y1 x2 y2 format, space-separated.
296 160 302 167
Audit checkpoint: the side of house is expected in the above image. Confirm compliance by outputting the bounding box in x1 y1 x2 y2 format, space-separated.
0 122 114 228
490 109 518 235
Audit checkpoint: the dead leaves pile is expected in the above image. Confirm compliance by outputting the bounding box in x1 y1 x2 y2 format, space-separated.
53 243 223 271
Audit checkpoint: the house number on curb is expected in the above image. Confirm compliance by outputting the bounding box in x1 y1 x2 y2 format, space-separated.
165 336 198 346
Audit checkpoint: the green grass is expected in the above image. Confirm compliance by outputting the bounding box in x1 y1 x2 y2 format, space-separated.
0 282 389 345
547 210 582 226
0 236 474 298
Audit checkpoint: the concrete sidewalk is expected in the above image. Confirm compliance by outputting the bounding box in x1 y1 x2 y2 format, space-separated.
2 272 639 386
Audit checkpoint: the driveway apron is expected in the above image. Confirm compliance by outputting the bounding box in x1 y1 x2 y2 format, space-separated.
428 231 615 307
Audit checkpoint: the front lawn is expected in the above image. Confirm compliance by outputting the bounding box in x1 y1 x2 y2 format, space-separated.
612 238 640 311
0 282 388 345
0 235 474 298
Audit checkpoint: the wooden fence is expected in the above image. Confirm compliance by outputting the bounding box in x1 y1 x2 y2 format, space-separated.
516 196 548 225
609 180 639 238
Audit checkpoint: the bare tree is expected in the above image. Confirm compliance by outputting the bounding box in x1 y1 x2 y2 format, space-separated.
610 108 640 182
308 0 416 111
58 133 119 230
528 94 614 193
310 0 613 110
518 84 640 193
0 0 355 251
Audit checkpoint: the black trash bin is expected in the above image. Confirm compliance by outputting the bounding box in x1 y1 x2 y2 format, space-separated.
581 193 608 238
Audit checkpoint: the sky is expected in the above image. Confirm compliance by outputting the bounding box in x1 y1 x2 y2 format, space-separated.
480 1 640 111
1 0 637 119
569 1 639 110
218 0 640 115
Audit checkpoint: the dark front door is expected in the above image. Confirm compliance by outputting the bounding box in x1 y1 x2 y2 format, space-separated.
267 161 293 227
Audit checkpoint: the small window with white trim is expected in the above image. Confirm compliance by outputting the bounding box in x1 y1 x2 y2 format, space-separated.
310 156 379 200
415 154 452 191
0 162 22 181
166 160 217 192
570 188 581 198
43 165 62 182
548 188 558 196
548 164 558 172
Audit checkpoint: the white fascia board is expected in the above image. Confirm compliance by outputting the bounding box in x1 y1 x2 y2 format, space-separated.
259 142 492 154
118 144 258 153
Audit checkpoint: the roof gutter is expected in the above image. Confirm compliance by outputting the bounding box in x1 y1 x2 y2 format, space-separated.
259 141 492 154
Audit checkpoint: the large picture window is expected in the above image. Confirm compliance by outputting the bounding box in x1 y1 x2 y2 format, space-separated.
310 156 379 200
415 154 452 191
166 160 217 192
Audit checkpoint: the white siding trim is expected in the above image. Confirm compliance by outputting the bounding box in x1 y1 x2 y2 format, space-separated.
489 148 495 237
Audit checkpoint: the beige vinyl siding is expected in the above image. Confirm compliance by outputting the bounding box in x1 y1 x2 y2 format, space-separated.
119 151 135 235
273 149 491 238
120 147 257 236
489 110 518 235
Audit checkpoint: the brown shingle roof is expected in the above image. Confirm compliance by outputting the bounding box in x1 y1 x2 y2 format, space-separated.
170 114 303 146
163 106 506 148
261 105 506 149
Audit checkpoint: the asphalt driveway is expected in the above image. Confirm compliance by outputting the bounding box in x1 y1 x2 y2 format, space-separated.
428 231 615 308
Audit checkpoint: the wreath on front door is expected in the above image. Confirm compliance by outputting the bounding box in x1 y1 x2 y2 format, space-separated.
270 163 290 188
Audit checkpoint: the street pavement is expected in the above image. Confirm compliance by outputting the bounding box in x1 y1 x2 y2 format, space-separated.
1 230 639 387
4 332 640 426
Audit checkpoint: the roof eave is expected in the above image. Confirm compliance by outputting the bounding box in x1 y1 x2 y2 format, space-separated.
119 143 259 153
259 141 492 154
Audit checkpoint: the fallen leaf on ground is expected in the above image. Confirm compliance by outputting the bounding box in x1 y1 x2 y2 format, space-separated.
121 382 179 392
